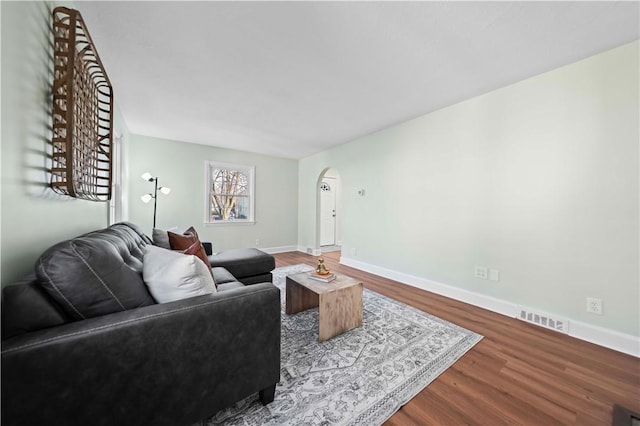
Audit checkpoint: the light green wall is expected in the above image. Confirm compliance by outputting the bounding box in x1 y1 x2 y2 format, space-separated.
128 134 298 252
299 41 639 336
1 1 128 285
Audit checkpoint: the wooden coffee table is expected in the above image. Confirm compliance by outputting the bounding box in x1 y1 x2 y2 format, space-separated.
286 272 363 342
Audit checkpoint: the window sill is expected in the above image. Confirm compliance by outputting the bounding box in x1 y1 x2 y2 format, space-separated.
204 221 256 227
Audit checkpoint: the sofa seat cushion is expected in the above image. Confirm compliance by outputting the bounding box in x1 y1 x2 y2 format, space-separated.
238 273 273 286
208 248 275 280
211 267 247 291
211 267 237 285
35 223 156 321
216 281 245 292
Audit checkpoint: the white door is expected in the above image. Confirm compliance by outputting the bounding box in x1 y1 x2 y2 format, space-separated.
320 177 336 246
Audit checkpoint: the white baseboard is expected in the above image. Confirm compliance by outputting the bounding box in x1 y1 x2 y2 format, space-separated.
568 320 639 357
261 245 299 254
340 256 639 358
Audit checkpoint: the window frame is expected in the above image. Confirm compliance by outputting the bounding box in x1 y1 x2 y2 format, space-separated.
108 131 123 225
204 160 255 225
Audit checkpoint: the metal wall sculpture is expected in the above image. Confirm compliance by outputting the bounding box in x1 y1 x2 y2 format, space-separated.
50 7 113 201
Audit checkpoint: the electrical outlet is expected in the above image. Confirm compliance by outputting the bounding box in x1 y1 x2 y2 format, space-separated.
586 297 603 315
474 266 488 280
255 239 260 246
350 247 357 256
489 269 500 281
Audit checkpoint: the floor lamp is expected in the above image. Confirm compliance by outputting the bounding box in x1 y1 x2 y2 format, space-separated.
141 172 171 228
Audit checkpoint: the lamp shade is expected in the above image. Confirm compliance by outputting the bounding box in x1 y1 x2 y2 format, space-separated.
141 172 153 181
159 186 171 195
141 193 153 203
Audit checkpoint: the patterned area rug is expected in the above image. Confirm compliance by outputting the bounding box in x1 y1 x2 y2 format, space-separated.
200 264 483 426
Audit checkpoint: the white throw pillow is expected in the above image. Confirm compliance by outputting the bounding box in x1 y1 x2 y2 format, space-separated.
143 245 216 303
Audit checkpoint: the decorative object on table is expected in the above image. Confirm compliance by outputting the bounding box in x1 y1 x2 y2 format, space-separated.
203 264 483 426
315 256 330 275
50 7 114 202
307 271 336 282
140 172 171 228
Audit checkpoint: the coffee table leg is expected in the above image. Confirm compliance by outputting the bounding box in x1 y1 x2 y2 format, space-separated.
318 283 363 342
286 277 319 314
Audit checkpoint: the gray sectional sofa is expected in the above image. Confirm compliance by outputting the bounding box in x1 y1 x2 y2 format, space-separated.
1 222 279 426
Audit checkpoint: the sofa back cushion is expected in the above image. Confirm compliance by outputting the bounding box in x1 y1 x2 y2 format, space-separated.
2 278 69 340
35 222 156 321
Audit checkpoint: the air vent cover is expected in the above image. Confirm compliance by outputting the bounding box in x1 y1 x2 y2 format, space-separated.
517 306 569 334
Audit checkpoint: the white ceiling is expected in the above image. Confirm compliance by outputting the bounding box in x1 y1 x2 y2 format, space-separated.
78 1 639 159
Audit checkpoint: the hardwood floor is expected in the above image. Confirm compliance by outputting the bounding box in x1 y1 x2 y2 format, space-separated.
274 251 640 425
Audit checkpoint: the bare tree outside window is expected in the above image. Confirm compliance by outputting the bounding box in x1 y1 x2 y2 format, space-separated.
210 168 248 220
205 161 255 223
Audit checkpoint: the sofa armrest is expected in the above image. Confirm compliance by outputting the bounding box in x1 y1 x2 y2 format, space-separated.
1 283 281 426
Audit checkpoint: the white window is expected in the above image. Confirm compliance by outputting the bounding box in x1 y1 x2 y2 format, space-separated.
204 161 255 224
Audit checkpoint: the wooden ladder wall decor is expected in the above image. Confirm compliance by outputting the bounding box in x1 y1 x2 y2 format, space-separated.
51 7 114 201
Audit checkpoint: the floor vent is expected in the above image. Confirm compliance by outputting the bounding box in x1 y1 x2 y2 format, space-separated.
517 307 569 334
